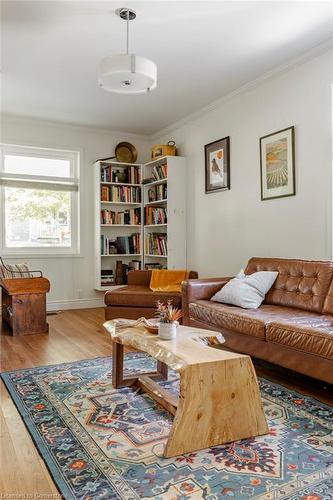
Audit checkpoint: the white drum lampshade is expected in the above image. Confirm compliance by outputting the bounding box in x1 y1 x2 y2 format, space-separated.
98 54 157 94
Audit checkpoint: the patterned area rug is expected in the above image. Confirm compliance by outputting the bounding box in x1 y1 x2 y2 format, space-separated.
1 353 333 500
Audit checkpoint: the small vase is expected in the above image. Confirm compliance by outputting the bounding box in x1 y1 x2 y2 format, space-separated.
158 321 177 340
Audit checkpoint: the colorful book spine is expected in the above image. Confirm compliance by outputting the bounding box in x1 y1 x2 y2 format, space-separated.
145 233 167 256
101 208 141 225
145 207 167 225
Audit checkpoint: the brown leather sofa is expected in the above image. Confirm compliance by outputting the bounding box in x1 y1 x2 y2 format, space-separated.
182 257 333 384
105 270 198 321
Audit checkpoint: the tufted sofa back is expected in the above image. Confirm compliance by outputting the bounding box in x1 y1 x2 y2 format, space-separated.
244 257 333 313
322 280 333 314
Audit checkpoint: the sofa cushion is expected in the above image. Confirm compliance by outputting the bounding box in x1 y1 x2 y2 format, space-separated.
267 317 333 360
245 257 333 313
211 269 278 309
188 300 324 340
105 285 181 308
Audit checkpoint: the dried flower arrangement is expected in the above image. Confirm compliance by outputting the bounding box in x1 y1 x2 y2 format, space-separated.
156 300 183 324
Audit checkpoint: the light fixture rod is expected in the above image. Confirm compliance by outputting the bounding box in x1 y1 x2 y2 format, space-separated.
126 9 129 54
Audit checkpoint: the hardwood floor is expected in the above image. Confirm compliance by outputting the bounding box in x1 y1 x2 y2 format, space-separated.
0 307 332 498
0 308 110 499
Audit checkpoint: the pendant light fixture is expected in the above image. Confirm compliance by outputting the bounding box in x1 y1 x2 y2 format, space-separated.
98 8 157 94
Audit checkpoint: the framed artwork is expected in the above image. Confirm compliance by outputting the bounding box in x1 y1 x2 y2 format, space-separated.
205 136 230 193
260 126 295 200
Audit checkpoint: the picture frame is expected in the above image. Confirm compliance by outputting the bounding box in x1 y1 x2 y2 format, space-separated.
205 136 230 193
260 126 295 201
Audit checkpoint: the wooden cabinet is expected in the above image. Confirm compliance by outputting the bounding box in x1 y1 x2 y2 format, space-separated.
1 277 50 336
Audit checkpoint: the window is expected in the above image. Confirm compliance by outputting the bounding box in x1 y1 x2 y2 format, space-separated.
0 144 80 255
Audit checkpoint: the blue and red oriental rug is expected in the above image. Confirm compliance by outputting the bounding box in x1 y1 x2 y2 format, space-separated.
1 353 332 499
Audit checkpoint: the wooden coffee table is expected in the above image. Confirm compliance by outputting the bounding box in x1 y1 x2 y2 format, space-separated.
104 321 268 458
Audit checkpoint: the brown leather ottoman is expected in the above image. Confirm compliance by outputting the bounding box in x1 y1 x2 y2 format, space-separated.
105 270 198 320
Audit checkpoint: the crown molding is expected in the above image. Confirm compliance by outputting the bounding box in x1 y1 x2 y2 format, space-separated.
0 113 150 141
150 37 333 140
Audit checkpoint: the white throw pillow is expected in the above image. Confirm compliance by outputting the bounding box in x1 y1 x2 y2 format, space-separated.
211 269 278 309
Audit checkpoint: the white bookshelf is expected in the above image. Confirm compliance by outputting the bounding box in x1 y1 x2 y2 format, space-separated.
94 160 143 291
143 156 186 270
94 156 186 291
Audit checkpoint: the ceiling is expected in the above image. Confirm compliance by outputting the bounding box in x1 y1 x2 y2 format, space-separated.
2 1 333 135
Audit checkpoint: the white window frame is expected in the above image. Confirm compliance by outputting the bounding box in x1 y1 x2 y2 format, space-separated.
0 143 80 256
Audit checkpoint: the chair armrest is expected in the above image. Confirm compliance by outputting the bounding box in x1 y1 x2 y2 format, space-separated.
0 277 50 295
182 277 232 324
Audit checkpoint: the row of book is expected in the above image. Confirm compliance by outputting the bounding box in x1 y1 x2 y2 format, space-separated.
101 234 141 255
147 184 167 202
100 208 141 225
145 206 167 225
152 163 167 181
145 233 167 256
101 185 141 203
100 164 141 184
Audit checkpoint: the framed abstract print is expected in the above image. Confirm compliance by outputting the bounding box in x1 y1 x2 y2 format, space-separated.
205 136 230 193
260 126 295 200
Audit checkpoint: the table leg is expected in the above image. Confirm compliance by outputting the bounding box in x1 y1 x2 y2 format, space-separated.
112 342 169 388
155 360 168 381
164 356 268 458
112 341 138 388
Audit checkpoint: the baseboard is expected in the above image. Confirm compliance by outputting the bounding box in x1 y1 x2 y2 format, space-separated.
47 298 104 312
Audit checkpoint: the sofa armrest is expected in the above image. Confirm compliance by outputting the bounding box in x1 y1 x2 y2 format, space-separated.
127 270 152 286
182 277 232 325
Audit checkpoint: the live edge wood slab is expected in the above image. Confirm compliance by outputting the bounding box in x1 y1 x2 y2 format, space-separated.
104 322 269 458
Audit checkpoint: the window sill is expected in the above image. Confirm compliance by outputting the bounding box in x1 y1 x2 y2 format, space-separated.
1 253 84 259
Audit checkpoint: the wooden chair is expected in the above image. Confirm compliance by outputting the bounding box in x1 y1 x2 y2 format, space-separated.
0 257 50 336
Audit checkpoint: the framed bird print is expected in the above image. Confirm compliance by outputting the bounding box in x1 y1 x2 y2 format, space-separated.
205 136 230 193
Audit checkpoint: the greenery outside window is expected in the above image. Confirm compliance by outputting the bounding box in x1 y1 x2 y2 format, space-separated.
0 144 80 255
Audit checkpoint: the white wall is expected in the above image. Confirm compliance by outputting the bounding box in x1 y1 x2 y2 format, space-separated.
155 50 333 277
0 115 150 309
1 49 332 305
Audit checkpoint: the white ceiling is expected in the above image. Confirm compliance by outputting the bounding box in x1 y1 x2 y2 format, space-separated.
2 1 333 135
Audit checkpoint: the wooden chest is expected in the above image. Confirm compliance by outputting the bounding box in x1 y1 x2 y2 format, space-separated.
1 277 50 336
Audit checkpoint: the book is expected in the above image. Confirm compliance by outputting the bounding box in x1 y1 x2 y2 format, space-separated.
100 164 141 184
145 233 167 256
101 185 141 203
145 206 167 225
147 184 167 202
101 208 141 225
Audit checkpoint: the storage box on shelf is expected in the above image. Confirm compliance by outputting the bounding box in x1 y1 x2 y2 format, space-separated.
94 156 186 290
